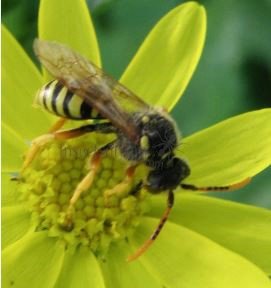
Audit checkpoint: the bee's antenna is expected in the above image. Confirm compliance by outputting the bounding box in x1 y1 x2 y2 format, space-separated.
180 177 251 192
127 190 174 262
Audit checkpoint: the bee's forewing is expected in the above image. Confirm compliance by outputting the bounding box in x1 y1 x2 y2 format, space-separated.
33 39 150 142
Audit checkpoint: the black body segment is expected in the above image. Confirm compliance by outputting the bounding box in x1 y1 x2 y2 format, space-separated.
35 80 104 120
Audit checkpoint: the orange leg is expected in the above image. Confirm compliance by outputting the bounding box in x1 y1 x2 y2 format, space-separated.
48 118 67 133
104 165 137 200
127 190 174 262
22 118 66 171
66 141 116 217
22 122 114 170
66 151 102 216
126 177 251 262
22 134 56 171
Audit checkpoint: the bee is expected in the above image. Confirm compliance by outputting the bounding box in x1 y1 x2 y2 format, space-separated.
25 39 250 262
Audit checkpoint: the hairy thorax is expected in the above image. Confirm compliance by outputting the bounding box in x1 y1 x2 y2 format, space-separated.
117 110 179 168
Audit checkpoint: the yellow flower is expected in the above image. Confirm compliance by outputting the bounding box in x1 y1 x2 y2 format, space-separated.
2 1 271 287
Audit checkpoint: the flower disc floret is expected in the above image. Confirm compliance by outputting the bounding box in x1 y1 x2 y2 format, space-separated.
18 135 150 257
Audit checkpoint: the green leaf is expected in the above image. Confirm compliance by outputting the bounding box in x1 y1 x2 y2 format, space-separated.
100 242 161 288
2 122 27 171
148 194 271 274
131 218 271 288
2 232 65 288
54 247 105 288
39 0 101 81
179 109 271 185
2 25 52 139
120 2 206 110
2 205 31 249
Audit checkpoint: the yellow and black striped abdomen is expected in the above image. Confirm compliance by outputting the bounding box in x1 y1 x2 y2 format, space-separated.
35 80 104 120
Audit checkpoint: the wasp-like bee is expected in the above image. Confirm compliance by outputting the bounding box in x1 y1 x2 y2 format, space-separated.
24 39 250 261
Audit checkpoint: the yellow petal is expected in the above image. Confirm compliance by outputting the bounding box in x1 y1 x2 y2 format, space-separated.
2 172 21 207
179 109 271 185
100 241 161 288
131 218 271 288
2 232 65 288
55 248 105 288
2 205 31 249
149 193 271 274
2 25 52 138
2 122 26 171
121 2 206 110
39 0 101 82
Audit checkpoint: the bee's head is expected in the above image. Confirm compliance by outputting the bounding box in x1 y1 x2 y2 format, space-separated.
137 110 179 166
146 157 191 193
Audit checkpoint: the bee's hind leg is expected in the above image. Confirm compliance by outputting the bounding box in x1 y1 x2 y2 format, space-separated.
22 133 56 171
66 140 116 217
22 122 115 171
22 118 67 171
48 117 67 133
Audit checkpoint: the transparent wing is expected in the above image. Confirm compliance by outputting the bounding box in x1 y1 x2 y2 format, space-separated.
33 39 150 142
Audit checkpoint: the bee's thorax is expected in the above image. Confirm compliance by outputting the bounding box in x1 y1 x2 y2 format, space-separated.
117 111 179 167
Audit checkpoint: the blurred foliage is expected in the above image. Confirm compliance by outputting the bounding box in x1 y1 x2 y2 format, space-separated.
2 0 271 208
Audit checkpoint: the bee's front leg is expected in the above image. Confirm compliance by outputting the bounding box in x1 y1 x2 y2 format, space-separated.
104 165 138 200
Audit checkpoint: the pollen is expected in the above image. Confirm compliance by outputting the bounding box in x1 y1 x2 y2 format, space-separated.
18 134 150 257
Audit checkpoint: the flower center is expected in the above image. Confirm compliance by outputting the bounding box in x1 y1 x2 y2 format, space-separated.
18 134 150 257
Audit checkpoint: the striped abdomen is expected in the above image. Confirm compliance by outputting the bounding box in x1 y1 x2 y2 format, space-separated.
35 80 104 120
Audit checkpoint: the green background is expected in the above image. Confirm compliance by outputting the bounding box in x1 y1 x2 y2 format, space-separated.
2 0 271 208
